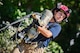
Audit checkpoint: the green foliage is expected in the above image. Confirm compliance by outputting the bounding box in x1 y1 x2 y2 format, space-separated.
46 41 64 53
15 9 26 19
0 30 16 53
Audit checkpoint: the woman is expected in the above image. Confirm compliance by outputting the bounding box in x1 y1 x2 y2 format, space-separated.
12 3 71 53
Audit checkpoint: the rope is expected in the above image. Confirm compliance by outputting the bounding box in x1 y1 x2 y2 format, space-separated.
15 22 23 44
0 14 31 31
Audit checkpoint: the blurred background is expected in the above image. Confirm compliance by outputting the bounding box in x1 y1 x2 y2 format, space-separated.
0 0 80 53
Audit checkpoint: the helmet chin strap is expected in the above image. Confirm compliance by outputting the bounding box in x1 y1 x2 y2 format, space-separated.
53 16 57 22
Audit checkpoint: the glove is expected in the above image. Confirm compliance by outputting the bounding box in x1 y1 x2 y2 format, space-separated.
18 32 25 39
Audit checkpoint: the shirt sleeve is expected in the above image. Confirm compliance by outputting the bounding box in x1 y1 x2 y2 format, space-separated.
49 24 61 39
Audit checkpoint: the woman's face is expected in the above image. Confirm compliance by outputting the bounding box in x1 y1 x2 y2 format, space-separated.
54 11 66 23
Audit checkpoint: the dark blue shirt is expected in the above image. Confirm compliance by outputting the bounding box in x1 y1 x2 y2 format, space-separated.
32 22 61 47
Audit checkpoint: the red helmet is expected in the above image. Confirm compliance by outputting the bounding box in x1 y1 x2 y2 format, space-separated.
57 3 72 18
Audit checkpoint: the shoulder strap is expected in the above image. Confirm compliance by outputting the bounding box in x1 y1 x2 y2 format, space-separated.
48 23 54 30
47 23 54 40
